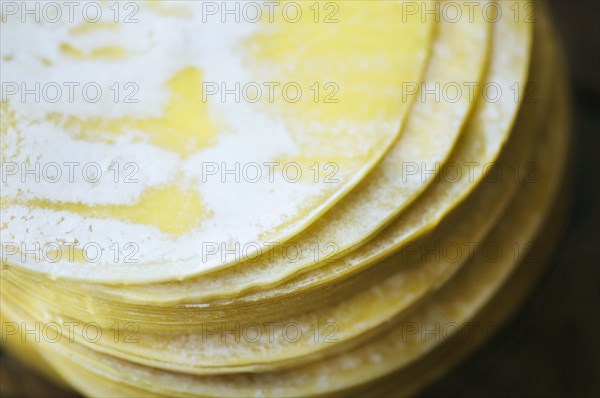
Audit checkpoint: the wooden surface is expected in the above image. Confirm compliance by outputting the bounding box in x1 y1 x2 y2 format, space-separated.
1 1 598 397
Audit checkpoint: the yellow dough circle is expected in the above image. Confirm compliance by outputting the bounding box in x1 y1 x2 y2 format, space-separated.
1 1 434 282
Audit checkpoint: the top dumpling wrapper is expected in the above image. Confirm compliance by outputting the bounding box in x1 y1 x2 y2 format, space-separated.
0 1 434 281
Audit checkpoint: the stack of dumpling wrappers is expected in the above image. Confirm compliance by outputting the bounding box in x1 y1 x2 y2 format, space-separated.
0 1 570 396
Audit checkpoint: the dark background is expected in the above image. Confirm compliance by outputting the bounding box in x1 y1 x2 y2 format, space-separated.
1 1 598 397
